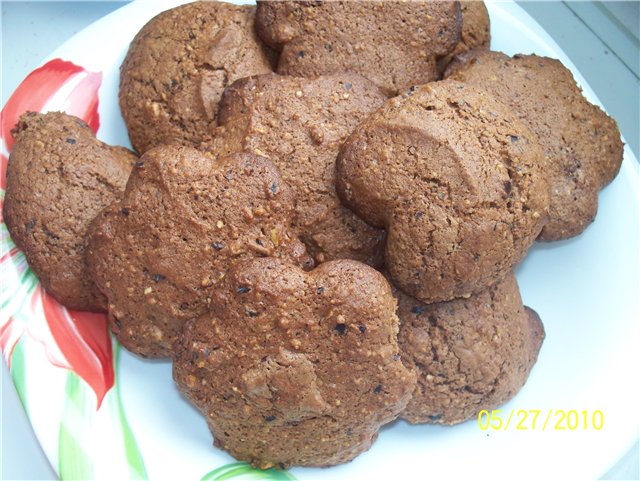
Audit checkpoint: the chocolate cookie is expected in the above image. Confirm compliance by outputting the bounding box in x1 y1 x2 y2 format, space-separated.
394 272 544 425
337 80 550 303
86 146 311 358
209 73 387 266
255 1 462 94
120 1 275 154
437 1 490 73
4 111 135 312
174 257 416 468
445 50 623 240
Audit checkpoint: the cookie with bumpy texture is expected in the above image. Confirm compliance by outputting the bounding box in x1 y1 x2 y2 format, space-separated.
445 50 623 240
337 80 550 303
4 112 135 312
120 1 275 154
87 146 311 358
208 72 387 266
393 271 544 425
255 0 461 95
174 257 416 468
437 1 490 73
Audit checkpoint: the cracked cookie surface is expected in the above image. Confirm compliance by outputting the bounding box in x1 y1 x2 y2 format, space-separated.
120 1 275 154
174 257 416 468
445 50 623 240
87 146 310 358
337 80 550 303
437 1 490 74
4 111 135 311
209 72 387 266
255 0 461 95
393 271 544 425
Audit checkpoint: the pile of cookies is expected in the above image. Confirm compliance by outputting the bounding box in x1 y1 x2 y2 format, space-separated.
4 0 623 470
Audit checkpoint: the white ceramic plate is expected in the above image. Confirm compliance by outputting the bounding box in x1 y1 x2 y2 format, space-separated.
1 1 638 480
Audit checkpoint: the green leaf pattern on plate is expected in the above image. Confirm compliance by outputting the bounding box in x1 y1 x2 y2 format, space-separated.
9 337 28 414
113 343 148 480
0 57 153 480
201 462 297 481
59 372 95 480
0 218 40 340
56 342 148 480
2 187 149 479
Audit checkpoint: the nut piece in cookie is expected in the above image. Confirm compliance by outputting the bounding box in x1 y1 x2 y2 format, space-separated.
174 257 416 468
86 146 311 358
393 271 544 425
120 1 275 154
445 50 623 240
255 1 461 95
4 111 135 312
437 1 490 74
337 80 550 303
210 73 387 266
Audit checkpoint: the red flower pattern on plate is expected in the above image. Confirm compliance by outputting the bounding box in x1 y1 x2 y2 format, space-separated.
0 58 113 408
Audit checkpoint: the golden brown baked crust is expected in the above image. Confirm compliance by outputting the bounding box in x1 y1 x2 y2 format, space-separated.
337 80 550 303
209 72 387 266
394 271 544 425
255 0 462 94
120 1 275 154
445 50 623 240
4 111 135 312
438 1 491 73
174 257 416 468
87 146 311 358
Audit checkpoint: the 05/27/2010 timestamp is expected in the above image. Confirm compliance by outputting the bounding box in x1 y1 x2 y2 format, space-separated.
478 409 604 431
